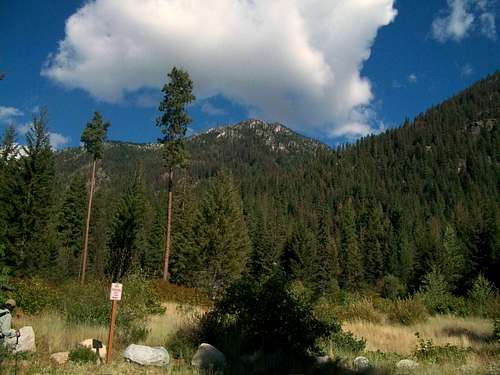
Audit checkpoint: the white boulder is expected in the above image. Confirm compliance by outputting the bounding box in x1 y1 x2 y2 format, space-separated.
396 359 418 371
123 344 170 366
352 356 370 370
50 351 69 365
14 326 36 353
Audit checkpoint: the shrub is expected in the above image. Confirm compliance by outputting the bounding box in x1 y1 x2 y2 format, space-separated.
419 270 468 315
386 295 428 325
338 296 384 323
12 277 60 314
326 331 366 354
378 274 406 300
468 274 497 317
198 271 338 365
68 347 98 364
413 332 469 363
155 281 211 306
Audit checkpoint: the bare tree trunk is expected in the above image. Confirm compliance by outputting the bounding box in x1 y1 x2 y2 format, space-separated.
81 159 96 285
162 167 174 282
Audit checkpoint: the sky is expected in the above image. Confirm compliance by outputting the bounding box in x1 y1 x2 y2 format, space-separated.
0 0 499 148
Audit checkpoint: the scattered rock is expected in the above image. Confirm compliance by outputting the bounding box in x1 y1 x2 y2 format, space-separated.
79 339 106 360
50 352 69 365
123 344 169 366
14 326 36 353
352 356 370 370
396 359 418 371
191 343 226 370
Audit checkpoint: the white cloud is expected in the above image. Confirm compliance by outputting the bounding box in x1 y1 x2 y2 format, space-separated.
16 123 70 150
431 0 497 42
49 132 70 149
408 73 418 83
0 106 24 122
42 0 397 139
201 102 227 116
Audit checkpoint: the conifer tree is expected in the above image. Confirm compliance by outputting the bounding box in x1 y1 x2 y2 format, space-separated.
156 67 195 281
80 111 109 284
16 108 56 274
57 174 87 277
438 224 466 290
195 171 251 296
339 200 363 291
142 204 166 276
106 177 146 281
315 214 340 295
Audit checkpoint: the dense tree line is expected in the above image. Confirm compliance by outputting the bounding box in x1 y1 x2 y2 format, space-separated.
0 72 498 299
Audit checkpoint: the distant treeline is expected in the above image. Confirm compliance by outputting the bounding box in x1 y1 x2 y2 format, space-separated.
0 73 498 299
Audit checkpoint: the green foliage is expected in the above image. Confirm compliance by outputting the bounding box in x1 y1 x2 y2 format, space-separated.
80 112 109 160
68 347 98 364
385 295 428 325
326 331 366 354
420 269 457 314
378 274 406 300
198 271 337 363
155 281 211 306
13 278 59 314
413 332 469 363
338 200 363 291
106 177 146 281
156 67 195 169
468 274 497 316
194 171 251 297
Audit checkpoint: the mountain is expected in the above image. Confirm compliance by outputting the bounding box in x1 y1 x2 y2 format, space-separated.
50 72 499 290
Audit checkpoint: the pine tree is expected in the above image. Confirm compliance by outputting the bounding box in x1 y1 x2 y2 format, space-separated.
142 204 166 277
249 206 280 279
315 214 340 295
16 108 56 274
156 67 196 281
80 111 110 284
106 177 146 281
195 171 251 297
339 200 363 291
438 224 466 291
57 174 87 277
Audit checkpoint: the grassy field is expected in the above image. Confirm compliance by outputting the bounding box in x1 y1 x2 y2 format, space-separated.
3 303 499 374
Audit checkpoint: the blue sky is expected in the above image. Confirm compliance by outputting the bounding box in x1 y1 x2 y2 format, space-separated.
0 0 498 148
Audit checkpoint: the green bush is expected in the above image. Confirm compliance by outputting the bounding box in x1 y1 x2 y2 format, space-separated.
378 274 406 300
386 295 428 325
413 332 469 364
12 278 60 314
156 281 211 306
339 296 384 323
468 274 497 317
198 271 338 366
68 347 98 364
420 270 469 315
326 331 366 354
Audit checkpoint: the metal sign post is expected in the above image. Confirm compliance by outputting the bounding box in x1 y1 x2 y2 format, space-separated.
106 283 122 364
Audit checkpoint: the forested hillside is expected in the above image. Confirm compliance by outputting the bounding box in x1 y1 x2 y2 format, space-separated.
1 73 498 298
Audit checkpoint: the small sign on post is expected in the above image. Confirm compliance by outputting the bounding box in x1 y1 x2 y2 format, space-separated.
106 282 123 364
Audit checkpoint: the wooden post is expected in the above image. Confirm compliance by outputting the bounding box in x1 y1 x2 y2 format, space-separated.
81 159 96 285
162 167 174 281
106 299 118 364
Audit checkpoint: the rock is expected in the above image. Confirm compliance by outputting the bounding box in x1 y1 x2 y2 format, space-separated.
50 352 69 365
14 326 36 353
123 344 170 366
396 359 418 370
352 356 370 370
191 343 226 370
79 338 107 360
396 359 419 373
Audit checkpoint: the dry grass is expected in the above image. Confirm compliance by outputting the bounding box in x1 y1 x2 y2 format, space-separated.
343 314 493 354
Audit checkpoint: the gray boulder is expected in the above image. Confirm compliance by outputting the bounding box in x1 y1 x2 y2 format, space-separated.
352 356 370 370
191 343 225 370
123 344 170 366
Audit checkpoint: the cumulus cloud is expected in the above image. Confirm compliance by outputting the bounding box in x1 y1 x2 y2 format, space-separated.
408 73 418 83
431 0 497 42
42 0 397 139
16 122 70 150
201 102 227 116
0 106 24 122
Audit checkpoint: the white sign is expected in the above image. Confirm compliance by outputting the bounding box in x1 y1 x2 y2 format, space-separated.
109 283 123 301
